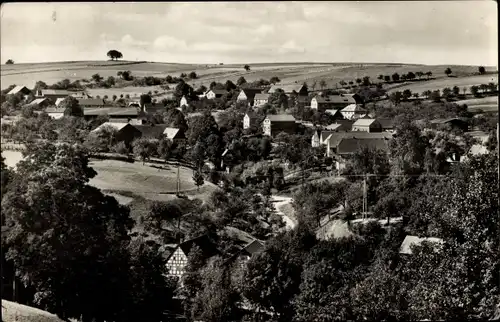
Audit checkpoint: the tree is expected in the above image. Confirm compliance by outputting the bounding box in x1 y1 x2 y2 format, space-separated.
91 73 103 83
192 170 204 191
416 71 424 79
430 90 442 103
425 71 433 79
157 138 173 164
452 85 460 96
189 71 198 79
106 76 116 87
392 73 400 82
60 96 83 117
132 138 158 164
445 67 452 77
107 49 123 60
225 80 237 91
269 76 281 84
402 89 412 101
470 85 479 97
139 93 152 107
319 79 327 90
478 66 486 74
356 78 362 85
2 142 135 321
442 87 452 100
5 59 14 64
311 81 318 91
422 90 432 99
268 89 288 110
378 74 384 81
384 75 391 83
236 76 247 86
487 82 497 93
389 91 403 105
362 76 371 86
244 64 251 71
407 72 416 80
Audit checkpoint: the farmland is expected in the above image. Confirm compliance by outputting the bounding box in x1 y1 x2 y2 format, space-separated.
2 60 496 94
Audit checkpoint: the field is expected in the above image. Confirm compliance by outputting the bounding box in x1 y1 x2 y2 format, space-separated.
1 151 217 201
457 96 499 112
2 60 496 93
1 299 69 322
386 74 498 95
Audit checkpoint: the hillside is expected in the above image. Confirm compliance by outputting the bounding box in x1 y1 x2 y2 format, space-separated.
1 60 496 92
1 300 70 322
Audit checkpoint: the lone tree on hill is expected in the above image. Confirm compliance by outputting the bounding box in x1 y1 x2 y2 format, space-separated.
445 67 452 77
5 59 14 64
478 66 486 74
107 49 123 61
244 64 251 71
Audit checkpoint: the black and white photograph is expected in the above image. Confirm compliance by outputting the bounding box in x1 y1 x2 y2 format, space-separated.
0 1 498 321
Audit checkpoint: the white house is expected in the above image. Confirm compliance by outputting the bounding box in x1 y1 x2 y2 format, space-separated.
44 107 65 120
237 88 262 106
254 93 270 106
311 131 320 147
340 104 367 120
205 89 227 99
243 112 259 130
180 96 188 108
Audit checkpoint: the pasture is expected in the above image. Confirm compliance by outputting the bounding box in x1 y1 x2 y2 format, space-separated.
459 95 499 112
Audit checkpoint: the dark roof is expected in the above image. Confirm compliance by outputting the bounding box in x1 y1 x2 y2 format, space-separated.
240 88 262 99
77 98 108 106
268 84 306 94
143 103 166 115
40 89 71 96
134 124 169 139
337 138 390 154
314 94 356 104
377 118 395 129
178 235 220 258
209 89 228 95
254 93 270 100
84 107 139 117
333 120 354 131
326 131 393 148
241 240 264 255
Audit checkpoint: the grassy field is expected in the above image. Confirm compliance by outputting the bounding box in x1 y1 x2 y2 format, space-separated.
386 74 498 95
458 96 499 112
2 60 496 93
1 300 70 322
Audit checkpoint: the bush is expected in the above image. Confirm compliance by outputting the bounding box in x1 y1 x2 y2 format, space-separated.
111 141 129 155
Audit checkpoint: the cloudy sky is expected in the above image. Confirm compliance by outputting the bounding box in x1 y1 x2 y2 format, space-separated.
1 1 497 66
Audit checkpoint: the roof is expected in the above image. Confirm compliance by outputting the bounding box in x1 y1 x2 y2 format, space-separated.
325 109 340 116
337 138 390 154
320 130 337 143
399 235 444 255
239 88 262 99
40 89 71 95
314 95 356 104
241 239 264 256
208 89 228 95
44 107 64 113
92 122 130 133
143 103 166 115
254 93 270 100
377 118 395 129
469 144 489 156
28 98 48 106
341 104 367 113
55 98 65 106
352 118 379 127
325 123 343 131
178 235 220 258
268 84 305 94
163 127 181 139
326 131 393 148
430 117 470 124
134 124 169 139
84 107 138 117
77 98 107 106
8 85 31 95
265 114 296 122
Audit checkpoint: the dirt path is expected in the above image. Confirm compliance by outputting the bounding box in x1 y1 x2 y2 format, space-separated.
270 195 297 230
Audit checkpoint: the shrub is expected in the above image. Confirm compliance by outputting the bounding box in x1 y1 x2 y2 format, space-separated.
111 141 129 155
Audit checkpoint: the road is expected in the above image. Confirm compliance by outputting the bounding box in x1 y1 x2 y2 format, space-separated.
270 195 297 230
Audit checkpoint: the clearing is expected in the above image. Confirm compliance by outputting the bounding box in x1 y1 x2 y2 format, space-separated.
456 96 498 113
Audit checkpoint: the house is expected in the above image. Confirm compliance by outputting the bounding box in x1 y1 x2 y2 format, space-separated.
237 88 262 106
205 89 227 99
254 93 270 106
7 85 31 96
311 94 356 111
179 96 188 108
325 132 393 157
55 98 66 107
352 118 383 132
35 89 71 100
163 127 186 142
340 104 367 120
91 122 142 146
165 235 220 279
268 84 308 97
377 118 395 132
70 91 91 99
325 109 342 119
142 103 166 115
262 114 297 136
335 137 390 171
77 98 110 108
134 124 170 140
243 111 262 130
226 239 265 269
128 101 141 108
325 120 354 132
311 130 321 147
429 118 469 132
399 235 444 255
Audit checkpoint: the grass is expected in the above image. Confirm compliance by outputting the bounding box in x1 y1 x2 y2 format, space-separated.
1 299 72 322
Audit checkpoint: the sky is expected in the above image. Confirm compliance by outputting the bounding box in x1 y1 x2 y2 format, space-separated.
1 1 497 66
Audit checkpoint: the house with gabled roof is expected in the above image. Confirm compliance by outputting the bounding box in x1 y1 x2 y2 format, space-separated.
7 85 31 96
268 84 308 97
243 111 263 130
163 127 186 142
325 131 393 157
377 118 396 132
262 114 297 136
311 94 356 111
352 118 383 132
134 124 169 140
91 122 142 146
77 98 110 108
340 104 367 120
24 98 50 109
254 93 270 106
205 89 228 100
165 235 220 280
429 117 469 132
237 88 262 106
35 89 71 99
334 137 391 171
